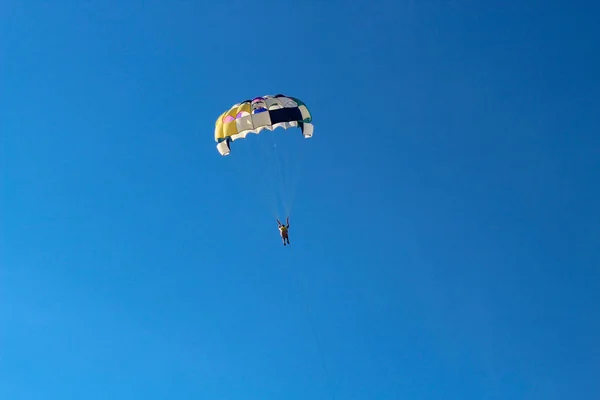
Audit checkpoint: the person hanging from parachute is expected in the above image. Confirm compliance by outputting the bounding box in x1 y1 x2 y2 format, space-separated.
277 217 290 246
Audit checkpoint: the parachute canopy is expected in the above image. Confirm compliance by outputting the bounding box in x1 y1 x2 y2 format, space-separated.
214 94 313 156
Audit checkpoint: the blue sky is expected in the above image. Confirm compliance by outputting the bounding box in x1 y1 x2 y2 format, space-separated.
2 0 599 399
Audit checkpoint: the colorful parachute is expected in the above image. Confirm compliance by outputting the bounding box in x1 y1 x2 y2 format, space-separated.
214 94 313 156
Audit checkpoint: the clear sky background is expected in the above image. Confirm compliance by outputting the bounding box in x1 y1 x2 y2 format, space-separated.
2 1 599 399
